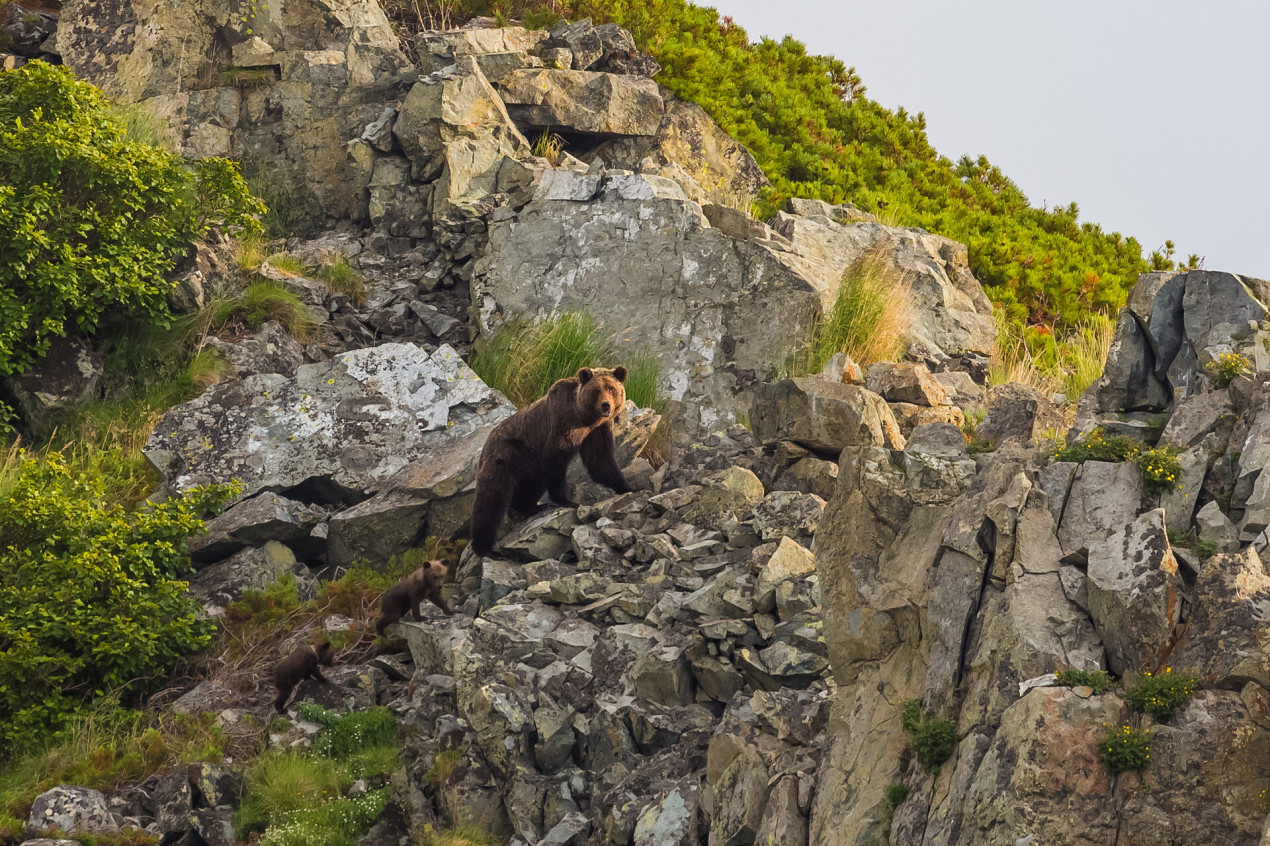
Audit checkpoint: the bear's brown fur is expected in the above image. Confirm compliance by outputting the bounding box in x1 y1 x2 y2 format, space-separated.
272 641 334 712
470 366 631 556
374 560 451 635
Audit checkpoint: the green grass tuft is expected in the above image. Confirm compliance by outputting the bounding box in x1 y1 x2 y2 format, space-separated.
212 282 319 343
470 311 663 410
1055 668 1114 695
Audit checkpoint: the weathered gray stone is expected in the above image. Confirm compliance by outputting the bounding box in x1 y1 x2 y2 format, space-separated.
755 537 816 613
472 171 821 433
1196 500 1240 553
630 645 694 706
497 68 664 136
708 743 769 846
546 19 603 70
190 492 325 564
865 362 949 407
773 456 839 500
1159 389 1235 448
3 335 102 429
975 382 1065 446
146 344 514 503
753 775 808 846
1086 509 1184 675
751 378 905 453
680 466 765 525
187 541 312 615
751 491 826 542
1057 460 1143 561
325 490 431 568
1171 547 1270 688
26 786 115 836
632 785 699 846
207 321 305 380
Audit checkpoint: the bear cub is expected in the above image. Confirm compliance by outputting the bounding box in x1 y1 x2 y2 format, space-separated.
374 560 451 635
470 366 632 556
272 641 334 712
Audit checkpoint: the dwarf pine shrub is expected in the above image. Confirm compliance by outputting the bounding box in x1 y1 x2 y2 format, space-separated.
900 700 957 773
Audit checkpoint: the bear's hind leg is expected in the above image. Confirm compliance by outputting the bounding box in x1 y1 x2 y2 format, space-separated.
510 479 547 517
470 472 514 557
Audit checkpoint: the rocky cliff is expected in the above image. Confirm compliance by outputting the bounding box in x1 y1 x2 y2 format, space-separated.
8 2 1270 846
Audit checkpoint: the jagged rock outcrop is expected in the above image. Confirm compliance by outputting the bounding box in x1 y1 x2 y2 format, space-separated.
0 334 102 432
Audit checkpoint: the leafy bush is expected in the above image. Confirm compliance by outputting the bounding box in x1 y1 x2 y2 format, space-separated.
885 782 909 811
1205 352 1250 389
0 61 263 375
1135 446 1183 497
1099 724 1150 773
470 310 662 409
1125 668 1200 722
900 700 957 773
784 248 911 376
1054 668 1114 695
0 451 233 758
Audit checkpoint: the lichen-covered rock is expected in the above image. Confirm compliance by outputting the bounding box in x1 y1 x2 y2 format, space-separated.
2 335 102 430
1085 509 1184 675
146 344 514 503
190 492 326 564
865 362 949 407
975 382 1066 446
207 321 305 380
27 786 116 836
1170 547 1270 688
472 171 820 433
187 541 313 615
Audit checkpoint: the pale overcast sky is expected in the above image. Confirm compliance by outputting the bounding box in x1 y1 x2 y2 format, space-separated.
710 0 1270 280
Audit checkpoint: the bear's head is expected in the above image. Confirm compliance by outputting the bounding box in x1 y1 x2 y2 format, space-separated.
415 559 448 589
314 641 334 665
576 366 627 424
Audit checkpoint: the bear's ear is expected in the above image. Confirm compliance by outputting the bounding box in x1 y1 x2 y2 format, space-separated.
612 365 627 383
577 367 594 384
420 560 432 570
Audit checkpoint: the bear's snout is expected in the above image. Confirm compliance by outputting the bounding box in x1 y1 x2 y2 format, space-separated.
600 400 612 416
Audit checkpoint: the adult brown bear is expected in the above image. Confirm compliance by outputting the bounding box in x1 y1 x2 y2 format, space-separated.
470 366 632 556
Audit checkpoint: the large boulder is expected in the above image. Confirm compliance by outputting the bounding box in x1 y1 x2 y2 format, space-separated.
472 172 821 433
1170 547 1270 688
496 68 664 136
769 213 996 365
145 343 515 503
60 0 416 223
975 382 1066 446
1 335 102 431
1085 509 1184 675
26 786 116 836
393 56 529 209
750 378 905 454
591 98 769 205
1077 269 1270 424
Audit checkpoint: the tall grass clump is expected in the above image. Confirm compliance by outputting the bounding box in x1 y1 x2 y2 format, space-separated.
470 311 662 409
990 313 1114 399
211 282 319 342
784 248 911 376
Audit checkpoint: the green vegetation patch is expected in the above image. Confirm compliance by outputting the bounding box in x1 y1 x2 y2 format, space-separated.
211 281 320 342
470 310 662 409
0 61 262 375
1100 724 1150 774
235 705 399 846
1054 668 1114 694
0 452 234 759
1205 352 1250 388
900 700 957 774
1125 668 1200 723
1053 430 1184 498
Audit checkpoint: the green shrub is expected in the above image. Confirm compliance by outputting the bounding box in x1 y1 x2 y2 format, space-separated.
900 700 957 773
211 282 319 342
1053 430 1139 463
1125 668 1200 722
1099 724 1150 773
1054 668 1114 695
1205 352 1250 388
0 61 263 375
1135 446 1183 497
470 310 662 409
885 782 909 810
235 752 344 836
0 451 233 758
314 256 366 306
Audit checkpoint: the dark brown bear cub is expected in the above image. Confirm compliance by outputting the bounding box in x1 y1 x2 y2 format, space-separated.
470 366 631 556
272 641 334 712
374 560 451 635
